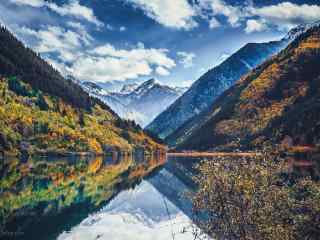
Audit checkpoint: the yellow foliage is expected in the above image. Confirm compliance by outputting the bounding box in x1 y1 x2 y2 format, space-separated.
0 77 163 155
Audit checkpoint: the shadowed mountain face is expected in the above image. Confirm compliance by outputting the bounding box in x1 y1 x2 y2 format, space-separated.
146 38 288 139
176 27 320 151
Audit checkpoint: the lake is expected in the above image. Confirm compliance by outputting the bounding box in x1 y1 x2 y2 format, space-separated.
0 152 204 240
57 167 197 240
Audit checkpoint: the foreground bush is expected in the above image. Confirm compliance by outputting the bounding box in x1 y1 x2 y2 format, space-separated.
191 152 320 240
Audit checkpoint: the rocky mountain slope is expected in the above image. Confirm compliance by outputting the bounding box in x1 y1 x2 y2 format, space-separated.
146 29 308 139
82 79 185 127
176 26 320 151
0 26 163 156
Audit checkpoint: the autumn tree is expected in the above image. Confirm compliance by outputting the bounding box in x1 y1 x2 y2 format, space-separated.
191 152 320 240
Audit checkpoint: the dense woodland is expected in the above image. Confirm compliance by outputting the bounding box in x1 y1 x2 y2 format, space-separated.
177 27 320 151
0 26 166 238
0 26 122 115
0 27 163 156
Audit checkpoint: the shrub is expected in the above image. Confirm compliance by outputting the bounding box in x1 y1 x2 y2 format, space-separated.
191 152 320 240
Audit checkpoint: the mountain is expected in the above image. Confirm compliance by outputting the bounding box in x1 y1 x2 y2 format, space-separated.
120 83 139 94
0 26 163 156
284 20 320 41
122 79 186 127
146 34 299 140
176 26 320 151
82 79 185 127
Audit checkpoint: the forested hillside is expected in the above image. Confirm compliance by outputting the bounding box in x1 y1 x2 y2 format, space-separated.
147 38 287 139
177 26 320 151
0 27 163 156
0 27 96 110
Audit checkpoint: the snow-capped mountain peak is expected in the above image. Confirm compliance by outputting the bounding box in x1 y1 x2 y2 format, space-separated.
284 20 320 41
133 79 161 96
81 81 109 95
120 83 139 94
77 78 185 127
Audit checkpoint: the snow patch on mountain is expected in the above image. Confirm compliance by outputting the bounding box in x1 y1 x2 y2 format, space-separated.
78 79 185 127
284 21 320 41
120 83 139 94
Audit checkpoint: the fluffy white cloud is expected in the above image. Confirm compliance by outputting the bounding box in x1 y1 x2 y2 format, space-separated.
199 1 320 33
251 2 320 31
71 56 153 82
16 22 176 82
91 44 175 69
18 25 90 61
9 0 45 7
209 17 221 29
125 0 197 30
48 0 103 27
245 19 268 33
199 0 245 28
177 51 196 68
9 0 103 26
83 44 176 81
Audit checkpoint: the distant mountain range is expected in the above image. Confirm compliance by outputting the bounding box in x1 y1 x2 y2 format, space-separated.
146 23 317 143
176 25 320 151
81 79 187 127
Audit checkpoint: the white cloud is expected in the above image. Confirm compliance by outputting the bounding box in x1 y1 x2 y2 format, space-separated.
91 44 175 68
196 1 320 33
125 0 197 30
245 19 268 33
66 21 94 42
250 2 320 31
71 56 153 82
84 44 176 81
209 17 221 29
15 19 176 82
179 79 194 88
9 0 103 27
155 66 170 76
18 25 91 59
9 0 45 7
105 24 114 30
177 51 196 68
120 26 127 32
199 0 245 28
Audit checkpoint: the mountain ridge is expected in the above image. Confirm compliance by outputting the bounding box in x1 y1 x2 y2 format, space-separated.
176 26 320 151
151 23 319 145
146 38 288 139
81 78 185 127
0 26 163 156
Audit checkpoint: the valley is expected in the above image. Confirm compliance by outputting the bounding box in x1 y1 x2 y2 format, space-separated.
80 78 186 127
0 2 320 239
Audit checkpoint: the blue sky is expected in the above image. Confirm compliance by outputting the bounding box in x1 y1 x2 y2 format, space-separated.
1 0 320 88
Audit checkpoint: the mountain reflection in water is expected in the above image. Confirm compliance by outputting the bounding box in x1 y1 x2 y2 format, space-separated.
0 150 167 240
58 169 193 240
57 167 197 240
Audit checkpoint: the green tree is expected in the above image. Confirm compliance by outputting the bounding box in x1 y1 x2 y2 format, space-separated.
36 94 49 110
78 110 85 127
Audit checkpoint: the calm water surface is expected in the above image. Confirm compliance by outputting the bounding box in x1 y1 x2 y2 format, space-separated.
1 153 204 240
56 156 199 240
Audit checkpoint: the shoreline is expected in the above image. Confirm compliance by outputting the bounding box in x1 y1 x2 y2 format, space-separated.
2 147 167 159
167 151 262 157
